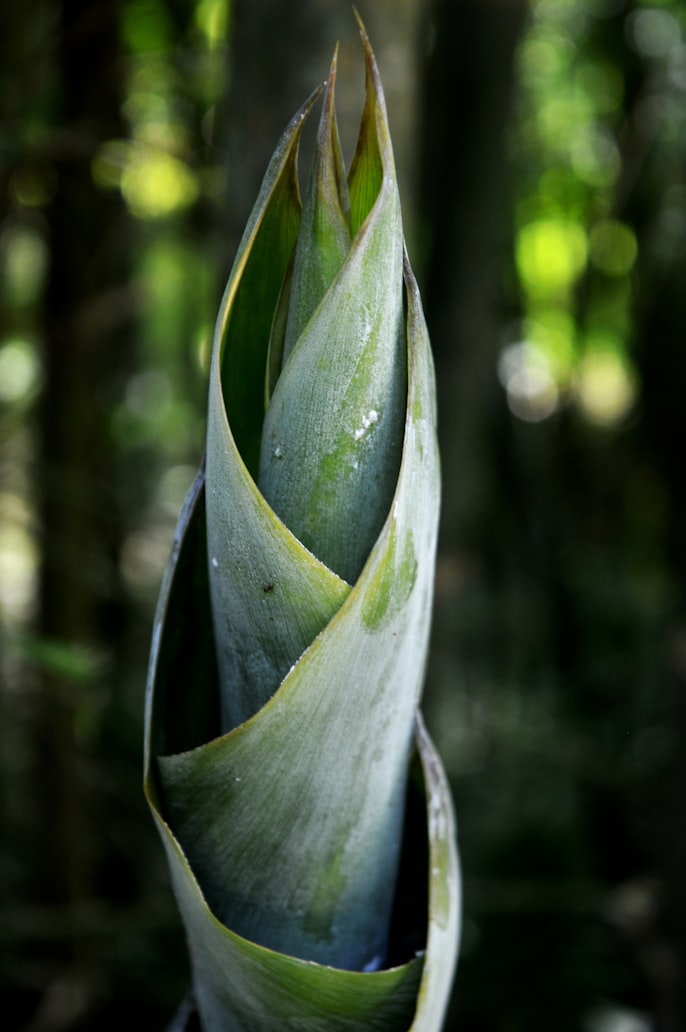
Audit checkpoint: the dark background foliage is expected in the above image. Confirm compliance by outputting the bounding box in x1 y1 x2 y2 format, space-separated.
1 0 685 1029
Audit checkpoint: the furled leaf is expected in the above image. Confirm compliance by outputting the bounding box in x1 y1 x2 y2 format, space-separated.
145 470 459 1028
258 32 405 586
145 19 460 1032
159 248 440 971
205 91 350 734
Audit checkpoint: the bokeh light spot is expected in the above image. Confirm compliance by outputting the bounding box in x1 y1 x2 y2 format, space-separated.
10 166 57 208
195 0 229 46
524 307 577 385
1 225 48 308
574 60 624 115
570 126 621 187
516 218 588 295
626 8 680 60
499 342 560 422
577 338 637 426
0 338 42 403
589 220 638 276
122 0 173 54
121 148 199 220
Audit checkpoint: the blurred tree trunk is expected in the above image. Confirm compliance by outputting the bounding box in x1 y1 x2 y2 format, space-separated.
34 0 130 957
637 234 686 1032
418 0 529 538
417 0 529 711
416 1 529 1023
591 31 686 1027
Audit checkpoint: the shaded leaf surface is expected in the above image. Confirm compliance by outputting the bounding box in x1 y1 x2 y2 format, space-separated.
144 22 459 1032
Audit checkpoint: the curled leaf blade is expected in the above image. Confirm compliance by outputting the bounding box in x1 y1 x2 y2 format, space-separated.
144 19 460 1031
158 250 440 972
258 36 406 585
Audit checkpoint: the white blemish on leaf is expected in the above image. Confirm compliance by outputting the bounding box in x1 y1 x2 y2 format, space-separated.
352 409 379 441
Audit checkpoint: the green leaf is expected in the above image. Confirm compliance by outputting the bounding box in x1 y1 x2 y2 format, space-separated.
144 474 423 1032
159 248 440 971
258 33 406 585
145 473 459 1026
205 93 351 733
410 712 461 1032
147 716 458 1032
217 87 318 480
348 14 385 237
281 46 352 365
144 18 460 1031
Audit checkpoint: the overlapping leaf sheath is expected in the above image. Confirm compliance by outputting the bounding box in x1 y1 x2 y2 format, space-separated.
145 23 459 1032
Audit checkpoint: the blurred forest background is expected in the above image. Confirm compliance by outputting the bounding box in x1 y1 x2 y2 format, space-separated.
1 0 685 1029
